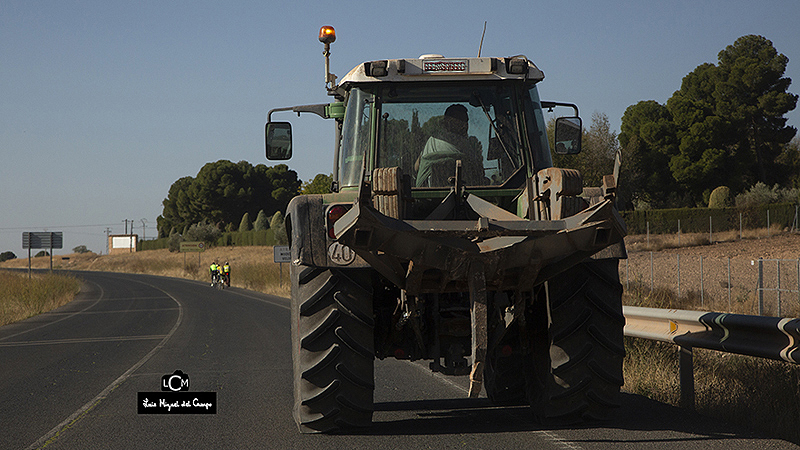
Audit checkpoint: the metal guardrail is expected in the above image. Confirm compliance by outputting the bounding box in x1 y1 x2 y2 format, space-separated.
623 306 800 408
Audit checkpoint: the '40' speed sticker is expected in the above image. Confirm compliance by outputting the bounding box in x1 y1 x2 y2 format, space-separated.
328 242 356 265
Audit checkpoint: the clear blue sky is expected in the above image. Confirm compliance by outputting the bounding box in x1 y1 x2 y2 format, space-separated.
2 0 798 257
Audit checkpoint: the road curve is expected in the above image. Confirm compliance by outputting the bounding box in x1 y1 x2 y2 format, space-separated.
0 271 796 449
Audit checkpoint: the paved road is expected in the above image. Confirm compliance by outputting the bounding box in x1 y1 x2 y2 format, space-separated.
0 271 796 449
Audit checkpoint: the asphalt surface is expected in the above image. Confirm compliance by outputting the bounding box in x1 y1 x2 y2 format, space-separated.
0 271 797 449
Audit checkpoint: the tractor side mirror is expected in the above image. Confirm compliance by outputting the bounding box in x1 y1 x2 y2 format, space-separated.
554 117 582 155
265 122 293 160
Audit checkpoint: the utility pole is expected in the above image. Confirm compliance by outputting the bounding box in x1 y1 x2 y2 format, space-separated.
141 218 148 241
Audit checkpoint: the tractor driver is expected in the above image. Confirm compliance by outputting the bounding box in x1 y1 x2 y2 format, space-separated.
414 104 484 187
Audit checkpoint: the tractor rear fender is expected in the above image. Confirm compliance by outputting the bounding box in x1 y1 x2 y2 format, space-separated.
286 194 372 269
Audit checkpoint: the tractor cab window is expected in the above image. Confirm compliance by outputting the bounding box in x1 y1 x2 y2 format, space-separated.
338 83 549 188
524 85 553 170
339 88 375 188
376 83 525 188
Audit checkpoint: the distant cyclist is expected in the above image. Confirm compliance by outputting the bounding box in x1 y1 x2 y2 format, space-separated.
209 261 220 286
222 261 231 287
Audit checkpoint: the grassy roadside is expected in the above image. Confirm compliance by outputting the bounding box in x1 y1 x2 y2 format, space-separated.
0 246 292 297
622 285 800 444
0 246 290 326
0 271 81 327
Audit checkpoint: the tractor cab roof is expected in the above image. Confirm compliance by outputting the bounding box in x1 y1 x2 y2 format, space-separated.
339 55 545 86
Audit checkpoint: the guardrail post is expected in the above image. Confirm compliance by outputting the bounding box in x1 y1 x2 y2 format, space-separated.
758 257 764 316
679 345 694 410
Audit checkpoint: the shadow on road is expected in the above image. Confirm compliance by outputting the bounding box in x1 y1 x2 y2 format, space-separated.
343 393 795 447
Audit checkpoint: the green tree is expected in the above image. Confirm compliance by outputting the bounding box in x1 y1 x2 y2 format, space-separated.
715 35 798 185
185 221 222 244
666 35 797 201
776 136 800 188
619 35 797 208
667 63 736 202
0 251 17 262
551 112 619 187
239 212 253 232
156 160 301 236
157 176 193 238
270 211 288 245
253 209 269 231
618 101 681 209
167 231 183 253
301 174 333 194
72 245 90 254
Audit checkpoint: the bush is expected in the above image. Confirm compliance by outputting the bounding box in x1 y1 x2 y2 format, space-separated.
270 212 288 245
216 229 275 246
185 222 222 244
622 203 797 235
239 212 253 232
735 182 799 208
254 210 269 231
139 238 170 251
708 186 731 208
167 232 183 252
0 251 17 262
72 245 91 254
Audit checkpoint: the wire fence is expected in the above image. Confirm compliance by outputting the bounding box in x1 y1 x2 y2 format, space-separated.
622 252 800 318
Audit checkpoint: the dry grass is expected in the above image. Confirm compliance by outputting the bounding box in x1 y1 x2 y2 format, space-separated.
0 246 291 297
625 224 788 253
623 285 800 444
624 337 800 444
0 271 81 326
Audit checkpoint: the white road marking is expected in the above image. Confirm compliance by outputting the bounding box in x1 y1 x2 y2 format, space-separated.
25 277 184 450
0 335 168 347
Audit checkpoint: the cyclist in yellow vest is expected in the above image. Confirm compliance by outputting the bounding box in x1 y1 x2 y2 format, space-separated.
222 262 231 287
209 261 220 286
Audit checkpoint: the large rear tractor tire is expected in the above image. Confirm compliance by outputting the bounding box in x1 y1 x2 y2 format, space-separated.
532 258 625 423
291 264 375 433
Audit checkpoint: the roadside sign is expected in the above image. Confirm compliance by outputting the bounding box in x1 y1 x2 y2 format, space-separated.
180 241 205 253
23 232 63 249
22 231 63 277
273 246 291 263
